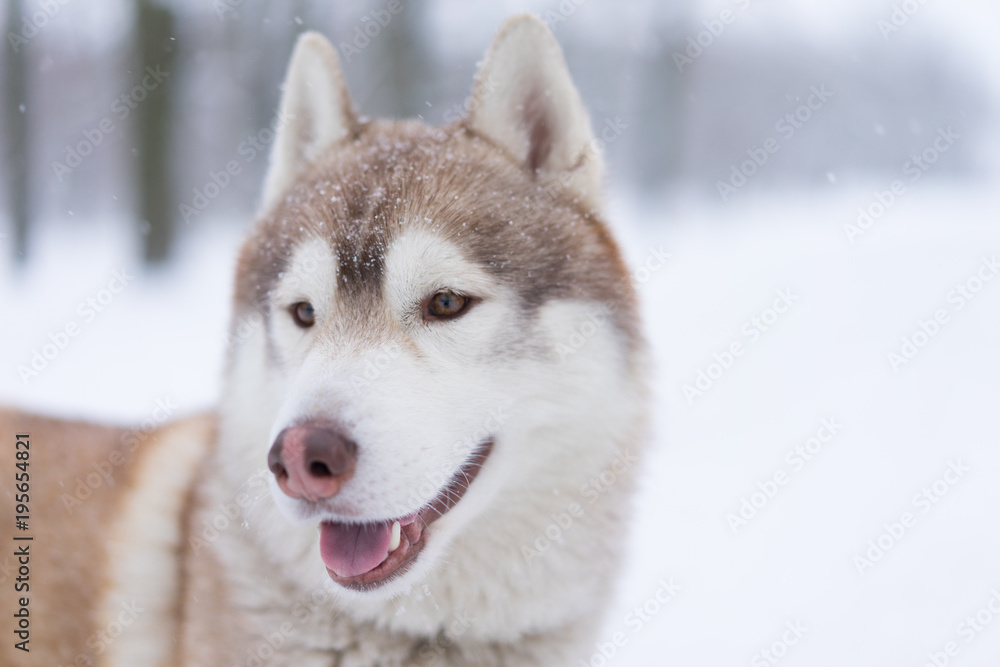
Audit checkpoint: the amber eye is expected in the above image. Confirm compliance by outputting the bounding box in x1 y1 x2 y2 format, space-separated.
290 301 315 328
426 291 471 320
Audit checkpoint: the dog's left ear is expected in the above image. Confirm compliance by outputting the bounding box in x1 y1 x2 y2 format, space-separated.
465 14 602 201
261 32 357 213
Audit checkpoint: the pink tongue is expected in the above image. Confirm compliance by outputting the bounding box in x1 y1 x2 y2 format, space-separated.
319 521 392 578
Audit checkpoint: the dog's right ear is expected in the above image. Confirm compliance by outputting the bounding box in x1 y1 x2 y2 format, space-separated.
464 14 602 204
261 32 357 213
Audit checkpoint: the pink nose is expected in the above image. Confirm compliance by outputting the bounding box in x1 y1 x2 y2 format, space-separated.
267 422 357 501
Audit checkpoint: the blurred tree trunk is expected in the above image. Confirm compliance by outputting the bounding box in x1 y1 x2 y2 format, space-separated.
381 4 423 118
629 7 695 193
365 3 425 118
5 0 30 261
230 0 307 181
136 0 177 264
637 44 687 190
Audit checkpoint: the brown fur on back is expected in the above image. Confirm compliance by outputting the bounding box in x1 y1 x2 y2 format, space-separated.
0 409 213 667
0 409 135 666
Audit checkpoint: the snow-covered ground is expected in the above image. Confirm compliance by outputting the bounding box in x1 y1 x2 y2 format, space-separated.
2 184 999 665
612 185 1000 666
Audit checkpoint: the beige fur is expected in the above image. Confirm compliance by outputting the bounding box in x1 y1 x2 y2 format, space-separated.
100 416 214 666
0 409 214 666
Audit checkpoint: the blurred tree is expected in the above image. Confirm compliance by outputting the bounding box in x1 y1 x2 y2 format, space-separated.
215 1 274 219
4 0 30 261
135 0 178 264
363 2 426 118
634 41 688 190
381 3 424 118
230 0 309 197
630 7 693 192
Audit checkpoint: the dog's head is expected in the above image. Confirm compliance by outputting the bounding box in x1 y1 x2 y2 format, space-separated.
221 15 643 602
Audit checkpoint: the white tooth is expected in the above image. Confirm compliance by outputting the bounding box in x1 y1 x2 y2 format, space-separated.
388 521 401 553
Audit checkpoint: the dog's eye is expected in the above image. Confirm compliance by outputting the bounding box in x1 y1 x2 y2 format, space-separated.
425 291 471 320
290 301 315 328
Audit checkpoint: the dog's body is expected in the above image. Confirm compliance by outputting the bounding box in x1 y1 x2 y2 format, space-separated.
1 16 648 666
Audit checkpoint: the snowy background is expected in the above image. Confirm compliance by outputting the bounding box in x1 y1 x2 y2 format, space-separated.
2 1 1000 665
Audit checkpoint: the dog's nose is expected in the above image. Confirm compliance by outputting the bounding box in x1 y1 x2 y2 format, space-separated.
267 422 357 501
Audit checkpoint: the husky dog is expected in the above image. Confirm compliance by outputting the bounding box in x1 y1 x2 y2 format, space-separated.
1 14 647 666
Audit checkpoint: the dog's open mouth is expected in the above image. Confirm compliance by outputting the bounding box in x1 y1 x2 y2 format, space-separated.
318 440 493 590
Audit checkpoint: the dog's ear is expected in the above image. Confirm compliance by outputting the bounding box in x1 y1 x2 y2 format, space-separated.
465 14 601 199
261 32 357 213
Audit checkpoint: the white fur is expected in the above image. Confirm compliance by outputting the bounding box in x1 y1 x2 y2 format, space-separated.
465 15 603 207
218 229 643 633
261 33 356 214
